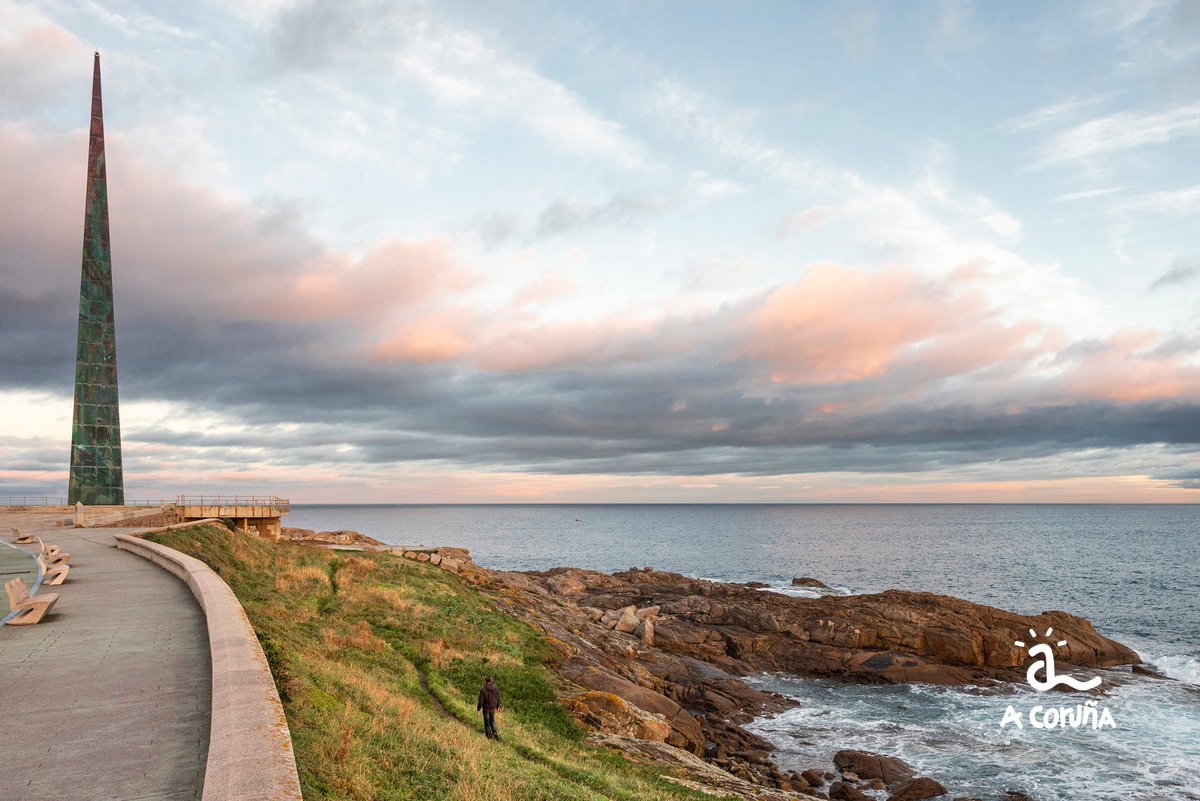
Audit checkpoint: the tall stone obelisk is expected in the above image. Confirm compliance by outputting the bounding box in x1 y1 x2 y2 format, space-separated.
69 52 124 506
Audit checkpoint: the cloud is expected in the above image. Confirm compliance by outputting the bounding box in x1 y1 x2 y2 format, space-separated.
778 206 838 237
263 0 647 168
1003 95 1110 132
0 2 88 115
1118 184 1200 215
1052 186 1124 203
646 79 848 191
509 273 579 309
1150 259 1200 290
1 89 1196 500
469 181 728 245
738 262 1042 386
534 194 667 240
1032 103 1200 169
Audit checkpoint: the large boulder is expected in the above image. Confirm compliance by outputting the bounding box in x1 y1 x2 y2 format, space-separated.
887 777 947 801
548 573 588 596
634 617 655 646
434 546 471 563
615 606 641 633
635 605 661 620
829 782 872 801
834 750 914 786
800 769 825 787
562 664 704 754
566 691 672 742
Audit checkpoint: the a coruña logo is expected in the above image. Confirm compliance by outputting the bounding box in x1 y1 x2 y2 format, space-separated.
999 627 1116 731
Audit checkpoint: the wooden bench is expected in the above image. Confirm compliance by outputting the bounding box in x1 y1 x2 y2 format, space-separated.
4 578 59 625
10 527 35 544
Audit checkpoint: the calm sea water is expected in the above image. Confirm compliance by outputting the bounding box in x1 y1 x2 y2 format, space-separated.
287 504 1199 799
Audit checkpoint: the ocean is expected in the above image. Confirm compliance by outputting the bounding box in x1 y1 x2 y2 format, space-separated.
286 503 1199 799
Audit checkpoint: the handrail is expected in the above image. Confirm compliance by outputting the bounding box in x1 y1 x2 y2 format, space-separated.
2 498 174 507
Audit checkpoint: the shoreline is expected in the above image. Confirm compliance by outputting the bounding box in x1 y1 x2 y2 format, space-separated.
279 527 1168 799
283 525 1200 801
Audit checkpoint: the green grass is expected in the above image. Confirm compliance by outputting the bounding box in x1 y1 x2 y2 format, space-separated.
148 525 721 801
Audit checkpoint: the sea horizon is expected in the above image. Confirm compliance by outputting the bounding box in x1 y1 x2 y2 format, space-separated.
289 500 1199 506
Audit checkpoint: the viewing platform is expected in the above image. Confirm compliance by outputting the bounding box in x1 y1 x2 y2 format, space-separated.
176 495 289 540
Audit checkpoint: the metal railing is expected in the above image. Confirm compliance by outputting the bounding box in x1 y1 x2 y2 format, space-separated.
2 497 67 507
176 495 290 513
2 497 172 507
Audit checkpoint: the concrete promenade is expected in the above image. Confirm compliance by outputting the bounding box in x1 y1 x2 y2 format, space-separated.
0 509 210 801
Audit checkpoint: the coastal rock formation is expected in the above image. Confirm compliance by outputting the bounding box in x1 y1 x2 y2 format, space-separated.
534 567 1137 685
887 777 948 801
400 549 1135 800
566 691 673 742
280 527 386 548
399 547 470 576
834 750 913 785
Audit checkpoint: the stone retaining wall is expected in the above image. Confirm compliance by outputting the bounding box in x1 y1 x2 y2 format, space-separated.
115 525 302 801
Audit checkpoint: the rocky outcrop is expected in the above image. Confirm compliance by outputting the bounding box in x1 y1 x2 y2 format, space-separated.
534 567 1137 685
397 548 1135 800
566 691 672 742
888 777 948 801
400 547 473 576
281 527 386 548
834 750 913 785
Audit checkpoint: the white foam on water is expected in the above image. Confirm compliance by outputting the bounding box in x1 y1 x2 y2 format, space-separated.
747 670 1200 800
1147 654 1200 686
757 583 853 599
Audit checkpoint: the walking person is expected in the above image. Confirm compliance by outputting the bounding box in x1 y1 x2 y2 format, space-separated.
477 676 501 739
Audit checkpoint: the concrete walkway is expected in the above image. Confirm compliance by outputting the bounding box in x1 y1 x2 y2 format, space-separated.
0 510 210 801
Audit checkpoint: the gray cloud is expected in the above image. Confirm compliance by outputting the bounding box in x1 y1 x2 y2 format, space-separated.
534 194 667 240
468 193 668 246
1150 258 1200 290
3 123 1198 498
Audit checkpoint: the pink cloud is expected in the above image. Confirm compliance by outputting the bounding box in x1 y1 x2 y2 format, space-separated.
0 11 86 112
287 238 476 322
0 123 474 330
508 272 579 309
739 262 1041 385
1052 329 1200 402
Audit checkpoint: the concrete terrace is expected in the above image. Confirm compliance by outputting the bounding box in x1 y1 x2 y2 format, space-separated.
0 509 210 801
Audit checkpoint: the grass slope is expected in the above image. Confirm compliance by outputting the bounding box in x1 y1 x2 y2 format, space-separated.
149 525 719 801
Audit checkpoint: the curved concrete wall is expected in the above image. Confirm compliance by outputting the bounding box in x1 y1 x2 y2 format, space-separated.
115 530 303 801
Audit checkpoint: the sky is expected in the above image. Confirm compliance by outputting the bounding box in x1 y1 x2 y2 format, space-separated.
1 0 1197 503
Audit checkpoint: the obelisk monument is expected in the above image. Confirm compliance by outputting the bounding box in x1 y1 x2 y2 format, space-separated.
68 52 124 505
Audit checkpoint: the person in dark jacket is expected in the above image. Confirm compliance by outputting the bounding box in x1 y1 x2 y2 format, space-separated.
477 676 501 739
